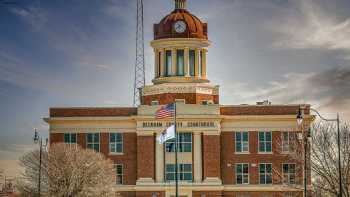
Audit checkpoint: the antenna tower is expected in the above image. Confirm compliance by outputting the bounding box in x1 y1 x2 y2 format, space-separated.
133 0 145 106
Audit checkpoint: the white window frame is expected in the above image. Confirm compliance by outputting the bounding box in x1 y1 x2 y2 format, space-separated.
165 164 192 182
235 131 249 153
259 131 272 153
165 133 192 153
282 132 296 153
235 163 249 185
64 133 77 148
86 133 100 152
282 163 296 185
175 99 186 104
151 100 159 106
259 163 273 184
109 133 123 154
114 164 123 185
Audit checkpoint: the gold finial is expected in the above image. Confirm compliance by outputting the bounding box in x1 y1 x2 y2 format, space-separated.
175 0 186 9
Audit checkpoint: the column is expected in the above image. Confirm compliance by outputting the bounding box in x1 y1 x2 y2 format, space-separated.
193 132 202 183
159 49 165 77
194 48 200 77
201 49 207 79
184 47 190 77
172 48 177 76
154 49 159 78
155 141 164 182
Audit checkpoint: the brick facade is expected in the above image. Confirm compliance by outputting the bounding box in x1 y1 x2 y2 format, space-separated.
137 135 155 180
203 135 221 179
141 93 219 105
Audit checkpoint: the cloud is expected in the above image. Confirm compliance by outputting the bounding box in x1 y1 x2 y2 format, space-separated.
269 0 350 58
223 67 350 121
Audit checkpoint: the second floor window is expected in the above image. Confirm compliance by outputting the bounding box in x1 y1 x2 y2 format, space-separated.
259 131 272 152
282 163 296 184
282 132 296 152
109 133 123 154
114 164 123 185
64 133 77 145
259 163 272 184
87 133 100 152
236 163 249 184
165 164 192 182
166 133 192 152
235 132 249 153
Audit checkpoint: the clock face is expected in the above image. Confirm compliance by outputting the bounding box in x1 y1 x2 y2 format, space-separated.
174 21 186 33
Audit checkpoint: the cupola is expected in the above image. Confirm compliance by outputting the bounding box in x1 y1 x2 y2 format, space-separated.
151 0 210 84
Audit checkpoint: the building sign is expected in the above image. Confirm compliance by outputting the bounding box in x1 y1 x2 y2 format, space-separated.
142 121 215 128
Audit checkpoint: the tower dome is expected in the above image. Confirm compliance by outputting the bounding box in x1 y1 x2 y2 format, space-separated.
154 0 208 40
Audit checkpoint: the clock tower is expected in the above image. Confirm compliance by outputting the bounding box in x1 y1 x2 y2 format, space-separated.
141 0 219 105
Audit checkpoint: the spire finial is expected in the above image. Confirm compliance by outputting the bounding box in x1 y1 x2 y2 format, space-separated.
175 0 186 10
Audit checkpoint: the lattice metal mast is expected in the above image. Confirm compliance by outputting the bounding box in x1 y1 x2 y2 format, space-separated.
133 0 146 106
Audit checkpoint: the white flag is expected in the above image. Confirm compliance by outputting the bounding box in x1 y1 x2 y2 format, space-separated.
157 125 175 144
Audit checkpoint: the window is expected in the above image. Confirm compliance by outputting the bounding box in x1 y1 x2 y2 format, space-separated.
151 100 159 106
158 51 162 77
199 50 202 76
235 132 249 153
114 164 123 184
259 131 272 152
282 132 296 152
259 163 272 184
109 133 123 154
189 50 195 76
177 50 185 76
87 133 100 152
166 133 192 152
282 164 296 184
165 164 192 182
236 163 249 184
64 133 77 145
175 99 185 104
165 50 172 76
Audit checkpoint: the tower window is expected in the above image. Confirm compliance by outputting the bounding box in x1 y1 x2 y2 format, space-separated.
177 50 184 76
158 51 162 77
199 50 202 77
165 50 172 76
189 50 195 76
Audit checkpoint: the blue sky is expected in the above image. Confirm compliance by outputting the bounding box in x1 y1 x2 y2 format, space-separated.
0 0 349 177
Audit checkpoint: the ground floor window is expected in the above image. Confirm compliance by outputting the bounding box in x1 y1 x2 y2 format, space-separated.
282 163 296 184
235 163 249 184
259 163 272 184
165 164 192 182
114 164 123 184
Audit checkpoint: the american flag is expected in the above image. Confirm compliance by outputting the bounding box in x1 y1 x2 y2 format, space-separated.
155 103 175 119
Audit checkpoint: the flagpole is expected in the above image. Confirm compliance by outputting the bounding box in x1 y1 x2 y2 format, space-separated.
174 102 179 197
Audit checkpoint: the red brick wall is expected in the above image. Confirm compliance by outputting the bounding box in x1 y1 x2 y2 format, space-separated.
221 131 305 185
203 135 221 179
141 93 219 105
49 133 63 144
107 133 137 185
137 135 155 179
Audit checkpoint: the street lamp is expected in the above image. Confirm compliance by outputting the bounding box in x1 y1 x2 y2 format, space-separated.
33 129 48 197
297 107 342 197
296 107 308 197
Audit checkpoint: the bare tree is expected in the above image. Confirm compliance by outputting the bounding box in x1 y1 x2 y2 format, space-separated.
18 143 116 197
310 122 350 197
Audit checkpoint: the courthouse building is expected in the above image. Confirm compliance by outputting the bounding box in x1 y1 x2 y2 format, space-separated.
45 0 314 196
